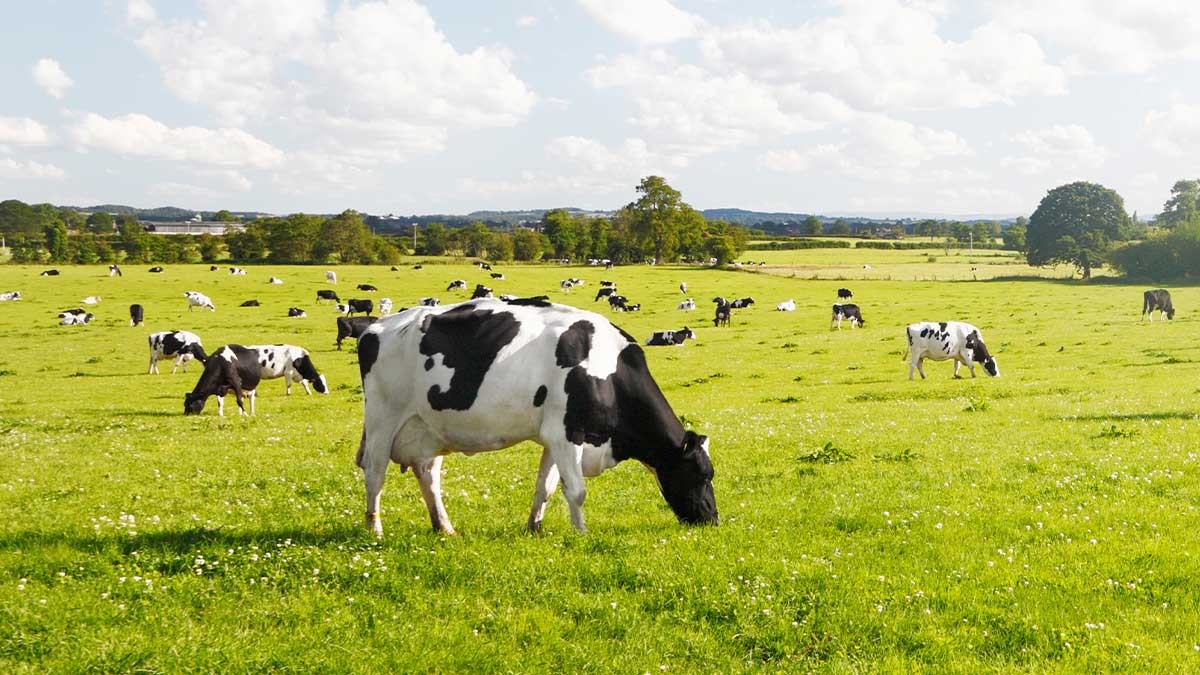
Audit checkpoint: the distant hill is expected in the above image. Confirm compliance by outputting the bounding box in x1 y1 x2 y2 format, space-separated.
59 204 273 222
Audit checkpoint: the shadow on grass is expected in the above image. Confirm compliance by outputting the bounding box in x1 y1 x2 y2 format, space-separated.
1049 411 1198 422
0 524 366 553
101 408 181 417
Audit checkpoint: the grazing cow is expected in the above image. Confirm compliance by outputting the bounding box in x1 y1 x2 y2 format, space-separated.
560 279 578 291
413 264 423 270
471 284 493 299
288 307 307 317
595 287 617 302
379 298 393 316
730 298 755 309
184 291 215 312
680 282 687 294
646 327 695 346
490 273 505 280
347 299 374 316
129 304 144 326
620 304 641 312
391 266 399 272
268 277 283 284
478 262 492 271
326 271 337 284
447 280 467 291
678 298 696 310
246 344 328 395
109 264 122 277
838 288 853 300
41 269 60 276
60 312 94 325
608 294 629 311
336 315 379 350
355 299 718 535
904 321 999 380
148 330 207 374
713 298 731 327
240 300 261 307
335 303 350 315
149 266 164 273
1142 289 1175 321
831 303 864 329
776 299 796 312
210 265 219 271
605 261 614 270
419 297 440 307
316 290 340 304
229 267 247 275
357 284 378 292
862 264 873 270
600 280 615 287
0 291 21 302
58 308 86 318
184 345 261 416
81 296 101 305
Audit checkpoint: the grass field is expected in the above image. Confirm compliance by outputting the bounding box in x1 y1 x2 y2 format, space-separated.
2 254 1199 673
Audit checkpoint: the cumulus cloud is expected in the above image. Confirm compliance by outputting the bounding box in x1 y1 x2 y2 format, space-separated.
0 157 65 180
31 58 74 99
68 112 284 169
0 116 51 146
516 15 537 27
1141 103 1200 157
578 0 702 45
125 0 156 25
1001 124 1107 174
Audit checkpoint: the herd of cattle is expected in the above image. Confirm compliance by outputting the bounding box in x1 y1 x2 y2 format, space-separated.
0 264 1184 533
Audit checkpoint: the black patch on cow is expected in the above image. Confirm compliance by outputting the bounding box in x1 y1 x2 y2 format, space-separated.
418 304 521 411
939 322 948 331
533 385 548 407
357 331 380 380
502 296 552 307
424 357 434 371
556 321 594 368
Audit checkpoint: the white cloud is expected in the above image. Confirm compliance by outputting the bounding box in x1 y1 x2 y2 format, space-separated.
0 116 51 146
0 157 65 180
125 0 156 25
516 15 537 27
1001 124 1107 174
68 112 284 169
578 0 702 45
198 169 253 192
31 58 74 99
1141 103 1200 157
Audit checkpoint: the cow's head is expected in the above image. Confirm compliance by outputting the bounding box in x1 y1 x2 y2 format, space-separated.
187 343 209 363
965 331 999 377
293 355 329 394
657 430 719 525
183 392 206 414
1167 307 1176 320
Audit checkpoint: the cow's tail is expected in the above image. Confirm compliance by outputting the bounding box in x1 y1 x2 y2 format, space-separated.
902 328 913 362
1143 291 1151 317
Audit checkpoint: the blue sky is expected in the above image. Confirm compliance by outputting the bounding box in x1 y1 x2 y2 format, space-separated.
1 0 1198 218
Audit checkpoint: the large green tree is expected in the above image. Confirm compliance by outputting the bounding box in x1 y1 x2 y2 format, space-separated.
540 209 577 258
1027 181 1131 278
85 212 114 234
314 210 372 263
1158 179 1200 229
628 175 689 262
802 215 823 236
511 228 544 261
265 214 323 263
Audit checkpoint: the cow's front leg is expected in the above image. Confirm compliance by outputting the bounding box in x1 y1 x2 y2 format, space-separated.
247 389 256 415
526 447 560 533
216 395 225 417
358 431 390 537
953 361 963 379
413 456 456 535
550 444 587 533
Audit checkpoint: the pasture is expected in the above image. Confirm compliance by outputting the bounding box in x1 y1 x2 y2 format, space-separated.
1 257 1199 673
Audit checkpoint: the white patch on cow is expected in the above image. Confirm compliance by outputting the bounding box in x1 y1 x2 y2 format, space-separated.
580 441 617 478
218 346 236 363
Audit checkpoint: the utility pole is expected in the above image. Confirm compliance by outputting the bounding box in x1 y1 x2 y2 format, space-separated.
412 222 418 252
969 232 974 253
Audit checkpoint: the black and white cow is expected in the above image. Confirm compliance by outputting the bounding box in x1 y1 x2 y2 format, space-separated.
357 284 378 292
268 277 283 284
1142 289 1175 321
240 300 261 307
229 266 247 275
336 315 379 350
776 299 796 312
288 307 307 317
0 291 22 301
148 330 207 374
471 284 493 299
619 303 641 312
355 299 718 535
595 287 617 302
58 308 86 318
680 282 687 294
149 266 164 273
837 288 853 300
347 299 374 316
607 294 629 311
419 297 440 307
646 327 696 346
109 264 122 277
599 280 615 287
129 304 144 326
560 279 579 291
679 298 696 310
60 312 94 325
447 280 467 291
379 298 393 315
478 262 492 271
40 269 60 276
904 321 999 380
326 270 337 283
713 298 731 327
490 273 505 280
246 344 328 395
316 290 340 304
184 345 262 416
831 303 864 329
210 265 220 271
184 291 215 312
413 264 423 270
81 295 101 305
730 297 755 309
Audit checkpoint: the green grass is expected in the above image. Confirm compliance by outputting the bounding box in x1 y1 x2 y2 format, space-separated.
2 254 1200 672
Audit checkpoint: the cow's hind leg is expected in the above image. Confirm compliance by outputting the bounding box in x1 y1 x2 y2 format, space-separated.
526 447 561 533
357 430 391 537
549 443 588 533
412 456 456 535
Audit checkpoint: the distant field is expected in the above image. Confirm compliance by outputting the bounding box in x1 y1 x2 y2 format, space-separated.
1 257 1198 673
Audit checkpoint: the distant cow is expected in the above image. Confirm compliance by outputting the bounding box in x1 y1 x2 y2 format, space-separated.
288 307 307 317
471 284 493 299
1142 289 1174 321
776 299 796 312
838 288 853 300
268 277 283 284
0 291 21 302
608 294 629 311
680 282 687 294
149 266 164 273
58 308 86 318
599 280 615 287
490 273 505 280
357 284 378 292
730 298 754 309
419 297 440 307
184 345 261 416
326 271 337 283
229 267 246 275
240 300 261 307
184 291 215 312
109 264 122 277
713 298 731 327
379 298 393 315
129 304 144 326
413 264 423 270
149 330 207 374
831 303 864 329
210 265 219 271
447 280 467 291
904 321 999 380
595 287 617 302
646 327 695 346
477 262 492 271
246 344 328 395
679 298 696 310
354 299 717 535
316 290 340 304
60 312 94 325
40 269 60 276
347 299 374 316
560 279 578 291
81 296 101 305
336 315 379 350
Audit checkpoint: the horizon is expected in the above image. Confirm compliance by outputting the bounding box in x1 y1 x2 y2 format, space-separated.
2 2 1197 217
